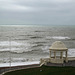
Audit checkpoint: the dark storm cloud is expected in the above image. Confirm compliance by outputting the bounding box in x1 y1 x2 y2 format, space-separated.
0 0 75 25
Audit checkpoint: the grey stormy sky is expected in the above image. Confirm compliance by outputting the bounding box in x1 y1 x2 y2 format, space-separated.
0 0 75 25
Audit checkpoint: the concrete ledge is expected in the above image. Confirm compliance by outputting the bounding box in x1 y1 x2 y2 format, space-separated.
0 64 40 75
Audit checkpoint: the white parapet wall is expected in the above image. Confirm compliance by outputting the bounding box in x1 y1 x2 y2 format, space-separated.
40 58 64 66
50 58 63 63
68 57 75 61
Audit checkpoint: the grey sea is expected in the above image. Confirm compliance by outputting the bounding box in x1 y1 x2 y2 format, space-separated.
0 25 75 66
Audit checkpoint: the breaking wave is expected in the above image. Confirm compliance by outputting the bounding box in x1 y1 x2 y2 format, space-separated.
46 36 70 40
0 41 37 53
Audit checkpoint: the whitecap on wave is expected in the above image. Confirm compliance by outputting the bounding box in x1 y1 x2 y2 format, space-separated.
0 41 37 53
68 48 75 57
0 58 36 63
0 41 22 46
41 46 50 53
46 36 70 40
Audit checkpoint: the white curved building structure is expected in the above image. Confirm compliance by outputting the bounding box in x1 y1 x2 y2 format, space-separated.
40 41 69 66
49 41 68 63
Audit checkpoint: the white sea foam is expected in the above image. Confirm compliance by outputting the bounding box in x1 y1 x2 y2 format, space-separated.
41 46 49 53
0 41 35 53
0 47 33 53
46 36 70 40
0 41 22 46
10 49 32 53
68 48 75 57
0 61 40 67
0 58 36 63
